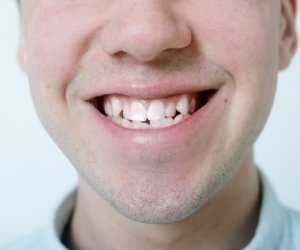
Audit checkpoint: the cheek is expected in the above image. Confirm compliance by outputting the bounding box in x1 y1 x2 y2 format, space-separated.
22 4 106 131
194 3 280 76
24 3 108 92
187 2 280 150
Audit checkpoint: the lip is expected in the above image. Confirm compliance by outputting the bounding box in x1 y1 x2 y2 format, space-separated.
84 83 227 149
82 79 224 100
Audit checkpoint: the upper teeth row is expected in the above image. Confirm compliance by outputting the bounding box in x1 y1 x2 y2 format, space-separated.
102 94 197 122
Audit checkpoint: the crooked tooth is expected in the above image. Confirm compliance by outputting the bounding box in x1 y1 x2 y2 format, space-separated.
121 118 132 128
166 102 176 118
108 94 195 128
174 114 184 124
111 96 123 117
176 95 189 116
147 100 165 121
130 100 147 122
112 117 133 128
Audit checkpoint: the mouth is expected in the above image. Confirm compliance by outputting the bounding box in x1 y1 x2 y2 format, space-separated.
90 90 217 129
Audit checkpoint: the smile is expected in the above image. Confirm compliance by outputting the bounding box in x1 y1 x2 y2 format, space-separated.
93 90 217 129
82 80 227 147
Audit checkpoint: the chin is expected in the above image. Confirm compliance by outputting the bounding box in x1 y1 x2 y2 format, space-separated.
107 192 207 224
83 162 230 225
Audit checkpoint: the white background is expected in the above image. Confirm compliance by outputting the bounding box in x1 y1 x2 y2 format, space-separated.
0 0 299 246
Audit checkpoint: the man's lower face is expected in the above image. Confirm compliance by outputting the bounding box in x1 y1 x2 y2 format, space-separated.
21 0 280 223
66 71 235 223
32 66 275 224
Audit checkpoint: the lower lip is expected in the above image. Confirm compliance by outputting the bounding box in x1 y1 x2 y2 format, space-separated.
87 88 226 149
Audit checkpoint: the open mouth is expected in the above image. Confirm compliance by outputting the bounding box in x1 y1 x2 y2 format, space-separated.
90 90 217 129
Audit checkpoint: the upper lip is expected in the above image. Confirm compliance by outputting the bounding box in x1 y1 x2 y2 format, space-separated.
81 79 224 102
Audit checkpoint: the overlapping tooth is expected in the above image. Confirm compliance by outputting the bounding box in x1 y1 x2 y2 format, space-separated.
121 100 147 122
121 118 132 128
147 100 165 121
166 102 176 118
174 114 184 124
176 95 189 115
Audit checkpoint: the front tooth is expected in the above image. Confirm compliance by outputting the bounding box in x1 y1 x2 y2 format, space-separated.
111 96 123 117
130 100 147 122
147 100 165 121
176 95 189 115
166 102 176 118
150 118 174 128
132 121 149 129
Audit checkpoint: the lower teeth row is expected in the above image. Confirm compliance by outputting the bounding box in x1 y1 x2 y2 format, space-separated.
112 114 190 129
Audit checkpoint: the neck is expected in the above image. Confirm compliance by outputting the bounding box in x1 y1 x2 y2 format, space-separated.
64 152 261 250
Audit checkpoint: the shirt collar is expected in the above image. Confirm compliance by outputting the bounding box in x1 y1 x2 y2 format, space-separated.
244 170 286 250
42 189 76 250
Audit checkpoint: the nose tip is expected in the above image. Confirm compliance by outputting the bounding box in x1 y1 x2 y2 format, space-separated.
99 5 192 62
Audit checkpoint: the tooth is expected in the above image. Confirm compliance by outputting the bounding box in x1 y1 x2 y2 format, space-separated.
166 102 176 118
147 100 165 121
104 101 113 117
149 118 173 128
189 98 196 113
112 117 122 125
121 118 132 128
123 104 131 120
174 114 184 124
132 121 149 129
130 100 147 122
150 119 164 128
176 95 189 115
108 94 195 128
162 118 174 127
111 96 123 117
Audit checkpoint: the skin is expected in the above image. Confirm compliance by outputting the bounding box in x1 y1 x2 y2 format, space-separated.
18 0 297 249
